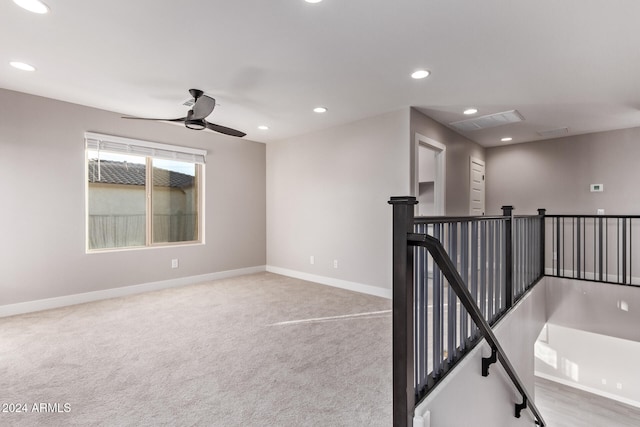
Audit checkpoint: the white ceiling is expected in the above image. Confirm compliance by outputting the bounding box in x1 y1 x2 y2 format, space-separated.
2 0 640 146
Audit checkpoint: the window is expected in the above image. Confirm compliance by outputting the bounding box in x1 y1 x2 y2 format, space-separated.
85 132 206 251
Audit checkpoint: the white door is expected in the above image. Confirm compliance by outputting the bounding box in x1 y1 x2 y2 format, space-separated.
469 157 485 215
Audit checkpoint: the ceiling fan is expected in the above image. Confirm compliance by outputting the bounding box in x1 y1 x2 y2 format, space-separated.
122 89 246 137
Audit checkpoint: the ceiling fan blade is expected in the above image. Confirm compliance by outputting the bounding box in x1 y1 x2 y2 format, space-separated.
192 95 216 120
122 116 186 122
205 121 246 137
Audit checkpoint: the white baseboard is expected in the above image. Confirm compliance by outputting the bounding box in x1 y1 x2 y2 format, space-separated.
535 371 640 409
266 266 392 299
0 265 266 318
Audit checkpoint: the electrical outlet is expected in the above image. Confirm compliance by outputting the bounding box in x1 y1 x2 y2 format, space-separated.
333 259 338 269
310 255 315 265
171 259 179 269
602 379 607 385
617 382 623 390
597 209 605 215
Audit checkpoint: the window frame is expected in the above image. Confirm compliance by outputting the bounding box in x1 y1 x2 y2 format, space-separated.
85 132 206 253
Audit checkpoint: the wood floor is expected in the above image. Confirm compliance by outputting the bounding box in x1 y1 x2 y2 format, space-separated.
535 376 640 427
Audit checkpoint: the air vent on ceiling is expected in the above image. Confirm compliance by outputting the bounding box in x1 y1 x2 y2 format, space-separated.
537 127 569 138
449 109 525 132
182 98 196 107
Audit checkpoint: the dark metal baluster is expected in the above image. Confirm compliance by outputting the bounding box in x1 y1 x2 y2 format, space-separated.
554 217 559 276
623 218 628 284
529 218 533 286
582 218 587 279
499 219 504 313
525 218 529 288
488 220 495 322
526 218 531 288
576 217 581 279
550 217 554 275
471 221 479 338
618 219 621 283
562 218 565 277
448 223 457 362
524 218 527 289
502 206 514 309
480 221 487 319
593 218 596 281
517 218 522 295
512 213 515 302
520 218 524 293
540 211 546 279
524 218 528 288
413 231 419 390
630 218 633 285
460 221 469 348
438 223 446 370
433 223 443 374
417 224 427 391
605 218 608 281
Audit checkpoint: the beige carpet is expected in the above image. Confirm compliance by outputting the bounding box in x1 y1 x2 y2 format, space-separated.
0 272 392 426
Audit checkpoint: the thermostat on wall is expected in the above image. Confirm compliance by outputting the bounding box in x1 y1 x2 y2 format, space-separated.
590 184 604 192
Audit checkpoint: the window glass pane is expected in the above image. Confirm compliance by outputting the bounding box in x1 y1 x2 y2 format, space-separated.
87 151 146 249
152 159 198 243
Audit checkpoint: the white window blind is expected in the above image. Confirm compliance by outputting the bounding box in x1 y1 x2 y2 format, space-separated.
85 132 207 164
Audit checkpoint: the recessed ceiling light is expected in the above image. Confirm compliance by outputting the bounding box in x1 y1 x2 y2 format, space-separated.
258 125 269 130
10 61 36 71
305 0 323 3
13 0 49 14
463 108 478 115
501 137 513 142
313 107 328 113
411 70 430 79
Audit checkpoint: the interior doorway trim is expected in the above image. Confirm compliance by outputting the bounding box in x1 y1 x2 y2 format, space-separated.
414 133 446 216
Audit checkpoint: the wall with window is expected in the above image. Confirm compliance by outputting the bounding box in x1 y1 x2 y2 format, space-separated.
0 88 266 307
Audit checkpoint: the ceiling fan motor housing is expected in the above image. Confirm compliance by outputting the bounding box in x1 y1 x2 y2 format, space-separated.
185 109 206 130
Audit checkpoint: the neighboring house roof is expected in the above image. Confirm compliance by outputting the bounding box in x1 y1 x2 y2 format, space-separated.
88 160 194 188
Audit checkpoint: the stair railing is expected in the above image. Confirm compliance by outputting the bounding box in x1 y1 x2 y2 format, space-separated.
389 196 546 427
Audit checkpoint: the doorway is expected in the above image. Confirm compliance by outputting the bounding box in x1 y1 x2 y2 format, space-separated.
414 133 446 216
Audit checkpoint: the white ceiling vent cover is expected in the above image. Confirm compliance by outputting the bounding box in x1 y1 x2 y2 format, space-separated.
537 127 569 138
450 110 525 132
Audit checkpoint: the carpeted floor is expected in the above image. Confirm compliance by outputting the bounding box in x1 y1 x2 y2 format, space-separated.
0 273 392 426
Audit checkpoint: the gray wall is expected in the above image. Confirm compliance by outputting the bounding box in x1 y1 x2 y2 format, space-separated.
410 108 485 216
486 126 640 215
266 108 486 291
266 109 410 291
0 89 266 306
536 277 640 406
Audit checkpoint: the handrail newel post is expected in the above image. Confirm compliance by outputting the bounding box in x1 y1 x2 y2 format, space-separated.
502 206 514 308
389 196 418 427
538 209 546 278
